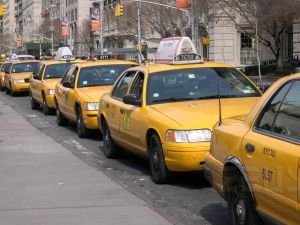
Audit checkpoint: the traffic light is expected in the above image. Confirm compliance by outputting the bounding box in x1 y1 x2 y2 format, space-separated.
0 5 3 16
2 5 6 15
176 0 190 9
115 3 123 16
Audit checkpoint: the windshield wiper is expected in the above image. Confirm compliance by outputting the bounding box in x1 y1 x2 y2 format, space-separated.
80 84 103 88
152 97 196 103
47 76 62 79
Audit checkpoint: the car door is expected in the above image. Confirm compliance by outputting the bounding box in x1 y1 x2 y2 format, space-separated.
119 71 148 154
65 66 79 121
105 70 137 142
241 80 300 223
35 64 45 103
56 66 75 115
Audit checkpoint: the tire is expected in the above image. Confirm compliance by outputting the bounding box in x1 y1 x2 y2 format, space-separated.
227 173 262 225
149 134 171 184
5 86 10 95
30 92 39 110
0 84 4 91
42 96 50 115
10 90 15 96
76 107 89 138
102 119 119 158
56 102 68 126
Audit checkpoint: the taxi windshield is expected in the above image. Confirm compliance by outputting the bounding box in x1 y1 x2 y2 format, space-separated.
44 63 72 79
148 67 261 104
11 62 39 73
77 64 134 88
1 64 9 72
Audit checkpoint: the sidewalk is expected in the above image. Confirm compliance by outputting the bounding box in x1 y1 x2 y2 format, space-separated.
0 100 172 225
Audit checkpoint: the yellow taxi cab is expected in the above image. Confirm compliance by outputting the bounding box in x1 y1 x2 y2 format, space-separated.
97 37 262 184
204 73 300 224
29 60 74 115
0 62 11 91
5 60 39 96
55 60 138 138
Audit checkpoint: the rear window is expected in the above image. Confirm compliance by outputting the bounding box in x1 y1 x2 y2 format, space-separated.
147 67 261 104
77 64 134 88
11 62 39 73
44 63 72 79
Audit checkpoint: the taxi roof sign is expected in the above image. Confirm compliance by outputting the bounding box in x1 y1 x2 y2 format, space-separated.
155 37 202 65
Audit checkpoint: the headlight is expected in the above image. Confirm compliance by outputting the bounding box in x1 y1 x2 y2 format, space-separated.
83 102 99 111
13 79 25 84
47 89 55 95
165 129 211 143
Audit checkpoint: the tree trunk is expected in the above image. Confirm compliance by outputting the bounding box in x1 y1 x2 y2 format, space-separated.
276 53 284 71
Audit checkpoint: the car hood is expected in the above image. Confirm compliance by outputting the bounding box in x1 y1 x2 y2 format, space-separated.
11 72 32 79
150 97 259 130
78 85 113 102
43 78 61 89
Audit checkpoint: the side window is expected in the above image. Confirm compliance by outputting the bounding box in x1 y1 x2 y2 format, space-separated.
32 64 42 79
112 71 137 99
61 66 75 83
256 82 292 131
69 67 78 88
129 72 144 102
273 81 300 141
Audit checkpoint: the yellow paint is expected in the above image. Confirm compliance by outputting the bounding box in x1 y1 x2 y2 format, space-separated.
205 73 300 224
55 60 138 130
98 61 261 171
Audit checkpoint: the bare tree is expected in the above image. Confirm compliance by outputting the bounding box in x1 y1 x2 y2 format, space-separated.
78 19 93 57
212 0 300 70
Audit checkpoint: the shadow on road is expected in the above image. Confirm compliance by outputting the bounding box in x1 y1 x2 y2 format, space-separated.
200 203 230 225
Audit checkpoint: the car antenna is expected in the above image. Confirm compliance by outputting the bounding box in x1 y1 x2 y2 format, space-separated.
218 83 222 126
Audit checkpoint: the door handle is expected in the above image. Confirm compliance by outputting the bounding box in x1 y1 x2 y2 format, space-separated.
120 108 124 114
245 143 255 153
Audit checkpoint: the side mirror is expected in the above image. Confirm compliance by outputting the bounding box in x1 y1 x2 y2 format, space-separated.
123 94 141 106
62 81 72 88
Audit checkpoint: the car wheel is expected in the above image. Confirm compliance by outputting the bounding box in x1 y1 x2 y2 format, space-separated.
228 173 262 225
10 88 15 97
76 107 89 138
30 92 39 110
5 86 10 95
149 134 171 184
0 84 4 91
42 96 50 115
102 119 119 158
56 102 68 126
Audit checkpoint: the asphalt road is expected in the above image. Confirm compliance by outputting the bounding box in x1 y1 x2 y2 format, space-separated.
0 91 229 225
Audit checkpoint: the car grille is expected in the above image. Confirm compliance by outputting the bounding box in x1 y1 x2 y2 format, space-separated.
24 78 30 83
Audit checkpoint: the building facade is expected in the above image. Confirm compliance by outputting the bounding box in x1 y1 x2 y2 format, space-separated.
2 0 16 48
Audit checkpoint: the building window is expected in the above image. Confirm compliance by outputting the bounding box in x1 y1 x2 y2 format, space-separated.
241 33 252 49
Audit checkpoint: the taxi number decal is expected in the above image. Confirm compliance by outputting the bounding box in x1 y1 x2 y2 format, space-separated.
263 147 276 158
123 111 130 130
262 168 273 182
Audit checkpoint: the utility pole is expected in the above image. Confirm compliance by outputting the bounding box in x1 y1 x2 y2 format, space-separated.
137 0 142 63
100 0 104 55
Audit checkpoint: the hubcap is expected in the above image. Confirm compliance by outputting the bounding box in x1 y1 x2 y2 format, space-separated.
236 199 246 224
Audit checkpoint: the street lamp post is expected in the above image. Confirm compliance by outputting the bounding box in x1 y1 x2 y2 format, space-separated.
50 4 56 57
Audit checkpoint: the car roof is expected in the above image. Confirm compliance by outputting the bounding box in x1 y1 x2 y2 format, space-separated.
11 60 39 65
78 60 138 68
134 61 233 74
38 60 75 66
